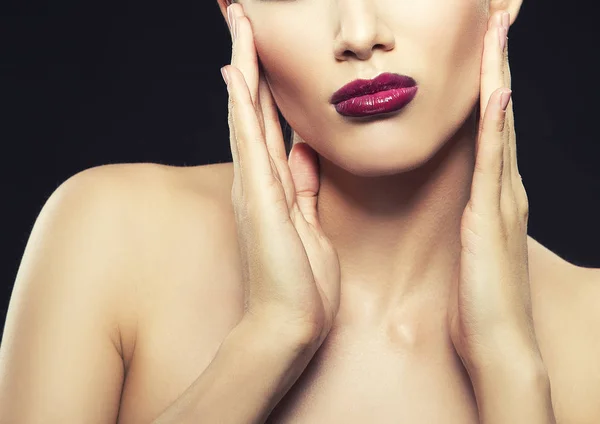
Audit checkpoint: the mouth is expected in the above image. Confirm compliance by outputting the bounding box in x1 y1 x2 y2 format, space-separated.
330 72 419 118
330 72 417 104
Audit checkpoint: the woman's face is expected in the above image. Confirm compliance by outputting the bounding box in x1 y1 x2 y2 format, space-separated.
226 0 496 176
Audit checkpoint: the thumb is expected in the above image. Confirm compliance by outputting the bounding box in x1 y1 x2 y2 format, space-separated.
288 142 321 228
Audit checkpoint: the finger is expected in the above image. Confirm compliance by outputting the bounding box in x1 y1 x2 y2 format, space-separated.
224 67 242 192
497 12 525 220
479 11 512 214
288 142 322 230
257 64 288 166
506 71 518 183
500 17 521 189
496 13 514 209
479 11 507 139
225 64 278 193
229 4 259 107
471 88 511 216
504 64 528 217
225 0 234 41
257 65 297 208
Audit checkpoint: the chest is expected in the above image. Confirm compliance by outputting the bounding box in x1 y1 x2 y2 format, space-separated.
115 222 587 424
118 296 480 424
265 325 480 423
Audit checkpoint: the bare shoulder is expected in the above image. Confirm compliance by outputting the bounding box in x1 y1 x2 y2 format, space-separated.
524 235 600 422
20 160 246 424
68 160 234 208
78 161 239 307
44 161 239 367
526 233 598 309
0 161 186 423
559 261 600 422
68 160 236 239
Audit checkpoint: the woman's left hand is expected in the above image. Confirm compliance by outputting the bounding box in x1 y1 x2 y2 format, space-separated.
447 10 543 377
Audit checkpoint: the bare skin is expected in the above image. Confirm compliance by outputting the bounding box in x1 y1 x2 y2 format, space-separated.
1 161 598 423
2 1 599 422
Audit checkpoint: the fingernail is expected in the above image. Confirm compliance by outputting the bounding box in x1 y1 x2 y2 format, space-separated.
227 5 237 40
221 66 230 86
499 89 511 111
498 27 507 51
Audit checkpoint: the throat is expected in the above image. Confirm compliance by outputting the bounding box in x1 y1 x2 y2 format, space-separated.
333 285 452 355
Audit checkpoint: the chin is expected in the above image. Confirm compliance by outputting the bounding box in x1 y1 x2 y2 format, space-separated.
319 138 438 178
293 98 474 178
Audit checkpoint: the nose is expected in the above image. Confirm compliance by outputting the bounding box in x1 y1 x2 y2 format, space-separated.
333 0 395 61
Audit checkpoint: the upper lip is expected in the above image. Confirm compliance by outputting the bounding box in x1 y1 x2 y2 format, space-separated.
330 72 417 104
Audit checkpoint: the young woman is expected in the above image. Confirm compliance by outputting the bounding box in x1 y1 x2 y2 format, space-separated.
1 0 599 422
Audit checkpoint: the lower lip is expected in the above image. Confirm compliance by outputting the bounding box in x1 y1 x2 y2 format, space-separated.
334 86 418 117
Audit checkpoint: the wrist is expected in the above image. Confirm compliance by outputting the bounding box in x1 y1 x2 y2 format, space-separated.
468 354 554 424
462 325 545 381
468 347 549 392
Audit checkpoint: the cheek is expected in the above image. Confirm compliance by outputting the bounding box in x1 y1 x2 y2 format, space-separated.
431 2 487 79
443 5 488 120
254 27 328 118
408 0 487 123
249 5 338 119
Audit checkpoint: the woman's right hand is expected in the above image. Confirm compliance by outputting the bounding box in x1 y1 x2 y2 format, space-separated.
222 3 341 348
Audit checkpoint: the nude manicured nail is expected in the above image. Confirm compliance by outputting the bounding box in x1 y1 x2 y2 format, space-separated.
499 89 511 111
221 66 230 86
227 6 237 40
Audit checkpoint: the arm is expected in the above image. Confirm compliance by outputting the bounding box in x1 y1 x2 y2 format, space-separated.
0 162 322 424
470 266 600 424
152 315 320 424
469 350 556 424
471 266 600 424
0 166 135 423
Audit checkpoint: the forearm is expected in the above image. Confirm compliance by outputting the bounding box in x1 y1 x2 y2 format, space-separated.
152 316 320 424
470 353 556 424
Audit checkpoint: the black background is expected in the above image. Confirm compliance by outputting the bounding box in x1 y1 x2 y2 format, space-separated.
1 1 599 340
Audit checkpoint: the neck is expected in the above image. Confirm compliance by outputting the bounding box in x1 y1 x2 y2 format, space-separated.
313 108 479 331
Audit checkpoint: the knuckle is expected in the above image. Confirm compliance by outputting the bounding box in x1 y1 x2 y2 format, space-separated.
501 193 520 225
514 182 529 218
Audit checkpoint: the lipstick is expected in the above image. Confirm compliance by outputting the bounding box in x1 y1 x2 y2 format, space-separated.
330 72 418 117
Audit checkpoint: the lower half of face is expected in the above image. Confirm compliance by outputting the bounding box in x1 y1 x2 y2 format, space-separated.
251 0 488 177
